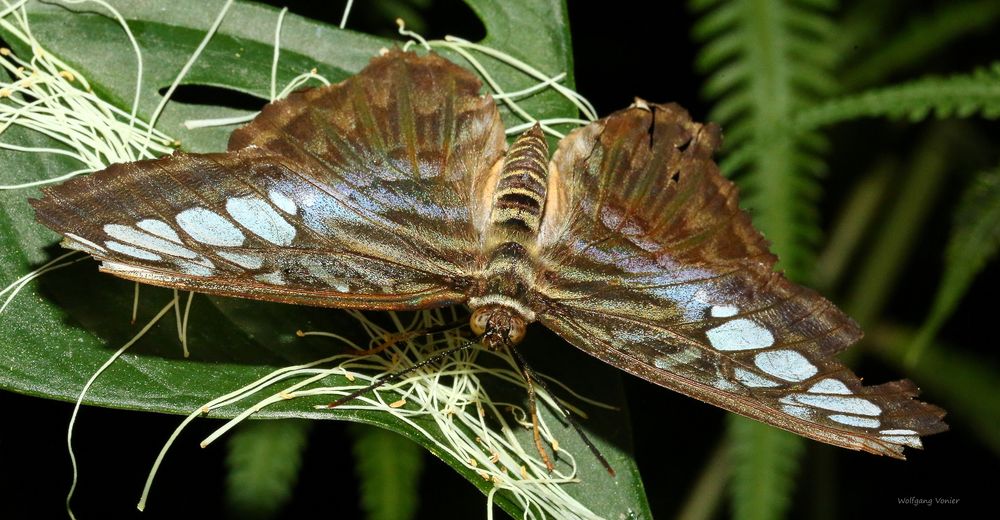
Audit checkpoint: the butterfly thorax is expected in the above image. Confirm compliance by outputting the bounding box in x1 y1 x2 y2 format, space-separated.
467 125 550 348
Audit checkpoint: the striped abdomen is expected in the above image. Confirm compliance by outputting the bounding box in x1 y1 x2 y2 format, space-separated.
489 124 549 236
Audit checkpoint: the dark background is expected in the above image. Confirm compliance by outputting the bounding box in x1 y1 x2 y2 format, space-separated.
3 1 997 519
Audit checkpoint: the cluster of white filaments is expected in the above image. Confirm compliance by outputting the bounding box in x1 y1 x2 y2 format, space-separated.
0 1 615 519
142 308 612 519
396 19 598 138
0 3 175 191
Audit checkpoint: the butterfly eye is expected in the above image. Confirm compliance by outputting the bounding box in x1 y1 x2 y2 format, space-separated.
506 318 526 345
470 308 490 337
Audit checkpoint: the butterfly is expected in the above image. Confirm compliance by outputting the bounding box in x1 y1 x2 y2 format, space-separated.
31 49 946 470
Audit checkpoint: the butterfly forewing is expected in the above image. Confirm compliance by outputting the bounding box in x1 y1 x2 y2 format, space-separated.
31 50 504 310
536 102 946 457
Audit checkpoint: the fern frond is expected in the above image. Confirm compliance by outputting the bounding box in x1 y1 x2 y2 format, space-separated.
795 63 1000 130
842 0 1000 89
225 420 311 519
727 417 804 520
691 0 836 279
908 167 1000 364
350 424 424 520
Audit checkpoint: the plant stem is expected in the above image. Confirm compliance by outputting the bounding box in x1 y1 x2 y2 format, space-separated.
844 124 953 328
812 158 894 292
675 441 731 520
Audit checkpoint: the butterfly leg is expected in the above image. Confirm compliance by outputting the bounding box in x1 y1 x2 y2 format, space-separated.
519 364 556 473
509 346 616 476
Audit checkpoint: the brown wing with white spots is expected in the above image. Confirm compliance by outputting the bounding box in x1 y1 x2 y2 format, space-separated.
31 50 504 310
534 101 947 457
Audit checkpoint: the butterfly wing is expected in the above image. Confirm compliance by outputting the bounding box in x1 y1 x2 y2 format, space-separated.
32 50 503 310
535 101 947 457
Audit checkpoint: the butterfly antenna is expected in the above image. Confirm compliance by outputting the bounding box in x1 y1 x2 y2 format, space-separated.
326 338 477 408
508 345 616 477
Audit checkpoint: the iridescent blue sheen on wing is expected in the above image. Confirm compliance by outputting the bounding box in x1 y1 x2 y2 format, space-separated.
533 101 947 458
31 50 505 310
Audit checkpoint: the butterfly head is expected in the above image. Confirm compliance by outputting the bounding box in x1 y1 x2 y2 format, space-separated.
470 305 527 350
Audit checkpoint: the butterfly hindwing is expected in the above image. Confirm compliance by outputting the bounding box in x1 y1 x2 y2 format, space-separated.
536 101 947 457
31 50 505 310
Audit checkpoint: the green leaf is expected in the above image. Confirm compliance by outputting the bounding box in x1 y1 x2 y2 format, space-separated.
0 1 650 518
226 419 311 519
907 167 1000 364
350 423 424 520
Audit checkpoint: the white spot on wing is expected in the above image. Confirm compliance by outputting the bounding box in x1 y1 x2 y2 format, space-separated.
880 429 918 435
707 319 774 351
255 271 286 285
754 350 817 381
881 435 922 449
713 376 740 392
176 207 245 246
829 414 880 428
136 219 182 243
808 378 851 394
781 404 812 420
653 348 701 369
105 241 161 261
734 367 780 388
177 261 213 276
268 189 297 214
226 196 296 246
304 261 349 292
104 224 197 259
64 232 107 253
101 261 172 282
710 305 739 317
791 394 881 416
217 251 264 270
